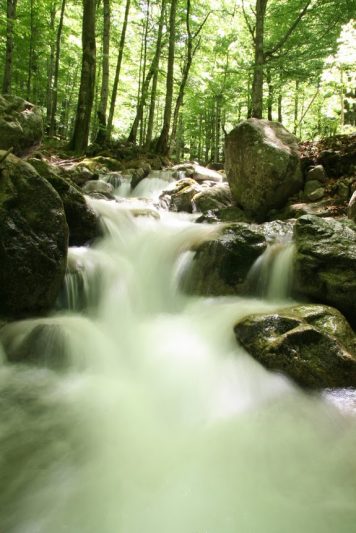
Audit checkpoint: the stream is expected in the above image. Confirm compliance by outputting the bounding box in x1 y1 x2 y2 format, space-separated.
0 173 356 533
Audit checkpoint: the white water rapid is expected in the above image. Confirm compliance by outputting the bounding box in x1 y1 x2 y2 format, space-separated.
1 176 356 533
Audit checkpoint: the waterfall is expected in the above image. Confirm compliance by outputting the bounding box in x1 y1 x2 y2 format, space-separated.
0 182 356 533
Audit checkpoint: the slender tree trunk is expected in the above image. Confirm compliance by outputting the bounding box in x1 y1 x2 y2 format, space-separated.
128 0 166 144
266 68 273 121
293 79 299 134
3 0 18 94
155 0 178 155
49 0 66 136
95 0 110 143
107 0 131 140
26 0 35 100
139 0 150 146
145 62 159 147
251 0 268 119
340 67 345 128
69 0 96 152
277 92 282 123
46 3 56 128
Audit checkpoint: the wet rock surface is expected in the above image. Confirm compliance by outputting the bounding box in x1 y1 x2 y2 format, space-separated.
234 304 356 388
0 152 68 318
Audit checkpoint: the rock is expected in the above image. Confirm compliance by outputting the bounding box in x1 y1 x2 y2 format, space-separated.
67 164 98 187
92 156 123 171
318 147 356 178
183 223 267 295
334 179 350 202
293 215 356 326
196 206 251 224
0 95 43 155
303 180 325 201
160 178 202 212
1 322 69 369
172 163 222 183
131 167 146 190
306 165 327 183
234 304 356 388
0 151 68 318
348 190 356 222
192 183 232 213
225 119 303 221
83 179 115 199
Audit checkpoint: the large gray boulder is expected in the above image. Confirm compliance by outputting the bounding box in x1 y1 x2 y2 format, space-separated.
183 223 267 295
293 215 356 326
234 304 356 388
0 151 68 318
29 157 101 246
225 119 303 221
0 95 43 155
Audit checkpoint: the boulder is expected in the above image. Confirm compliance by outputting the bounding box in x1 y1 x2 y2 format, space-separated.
293 215 356 326
306 165 327 183
0 95 43 155
225 119 303 221
29 158 101 246
234 305 356 388
83 179 115 199
303 180 325 201
348 190 356 223
160 178 202 212
183 223 267 295
196 206 252 224
172 163 222 182
0 151 68 318
192 183 232 213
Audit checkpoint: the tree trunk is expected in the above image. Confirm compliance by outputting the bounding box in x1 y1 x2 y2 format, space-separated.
26 0 35 100
3 0 18 94
155 0 178 155
251 0 268 119
106 0 131 140
69 0 96 153
128 0 166 144
266 68 273 120
46 3 56 128
95 0 110 143
277 92 282 123
293 79 300 134
49 0 66 136
145 61 159 147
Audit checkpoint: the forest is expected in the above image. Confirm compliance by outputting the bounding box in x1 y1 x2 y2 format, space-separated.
0 0 355 158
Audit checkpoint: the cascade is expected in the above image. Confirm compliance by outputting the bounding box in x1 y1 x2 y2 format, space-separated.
0 178 356 533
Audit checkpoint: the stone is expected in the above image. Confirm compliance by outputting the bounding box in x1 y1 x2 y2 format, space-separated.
192 183 233 213
29 158 101 246
234 304 356 388
306 165 327 183
172 163 222 183
196 206 252 224
0 95 43 155
348 190 356 223
304 180 325 201
83 179 115 199
160 178 202 212
293 215 356 326
183 223 267 295
0 151 68 318
225 119 303 221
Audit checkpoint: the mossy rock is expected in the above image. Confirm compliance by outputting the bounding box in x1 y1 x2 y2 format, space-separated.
234 304 356 388
29 157 101 246
0 95 43 155
293 215 356 326
183 223 267 295
0 151 68 318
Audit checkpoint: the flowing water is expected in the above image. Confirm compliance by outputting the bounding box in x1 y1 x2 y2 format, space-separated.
1 176 356 533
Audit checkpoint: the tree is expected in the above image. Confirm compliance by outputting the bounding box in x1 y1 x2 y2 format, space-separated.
69 0 96 152
106 0 131 140
2 0 17 94
49 0 66 136
155 0 178 155
95 0 111 143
